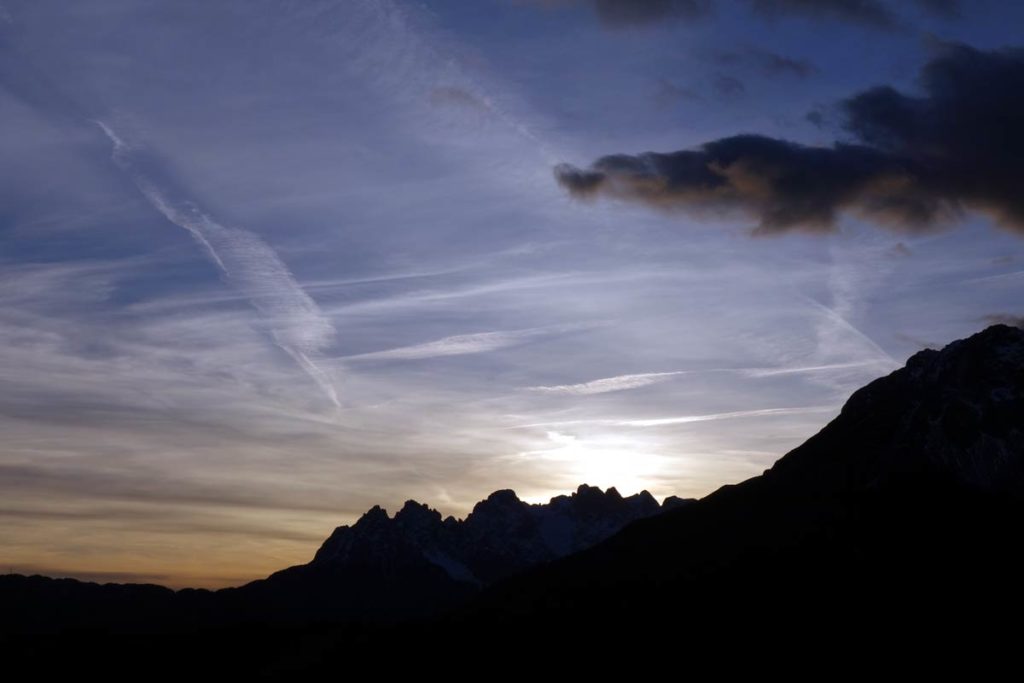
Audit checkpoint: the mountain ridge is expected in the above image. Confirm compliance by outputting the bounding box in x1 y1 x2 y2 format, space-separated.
308 484 691 585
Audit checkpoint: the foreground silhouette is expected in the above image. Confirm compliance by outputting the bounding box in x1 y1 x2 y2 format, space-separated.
4 324 1023 676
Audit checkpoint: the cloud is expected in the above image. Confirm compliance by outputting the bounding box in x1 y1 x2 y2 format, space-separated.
618 405 836 427
713 47 817 79
344 328 551 361
95 122 340 406
527 371 686 395
556 44 1024 235
556 135 946 234
741 360 889 377
524 405 839 428
748 0 900 29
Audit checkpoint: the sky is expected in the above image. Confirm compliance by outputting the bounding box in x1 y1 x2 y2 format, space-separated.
2 0 1023 588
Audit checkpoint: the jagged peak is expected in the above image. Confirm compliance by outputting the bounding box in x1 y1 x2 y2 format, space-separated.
352 504 390 529
465 490 528 527
395 500 443 527
662 495 697 510
396 499 435 515
627 489 658 505
471 489 523 513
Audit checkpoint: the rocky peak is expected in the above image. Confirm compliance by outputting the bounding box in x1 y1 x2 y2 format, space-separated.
574 483 616 499
476 489 523 510
394 500 443 533
662 495 697 511
352 505 390 530
464 489 531 530
769 324 1024 494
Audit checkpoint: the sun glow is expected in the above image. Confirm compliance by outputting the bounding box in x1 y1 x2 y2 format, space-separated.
523 430 667 497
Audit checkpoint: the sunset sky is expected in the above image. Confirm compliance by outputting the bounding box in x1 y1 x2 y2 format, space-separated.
2 0 1023 587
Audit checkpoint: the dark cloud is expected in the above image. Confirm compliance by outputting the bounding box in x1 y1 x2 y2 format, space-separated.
983 314 1024 329
749 0 900 28
557 135 944 233
555 45 1024 235
714 47 817 79
842 44 1024 228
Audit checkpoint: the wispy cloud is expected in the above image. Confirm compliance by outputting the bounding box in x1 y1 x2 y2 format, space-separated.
94 121 340 407
526 361 890 396
515 405 838 429
802 295 897 367
344 328 552 361
618 406 837 427
526 371 687 395
742 360 888 377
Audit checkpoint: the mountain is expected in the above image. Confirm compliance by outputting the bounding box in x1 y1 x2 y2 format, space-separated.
312 484 696 583
0 484 689 632
429 324 1024 658
211 484 687 623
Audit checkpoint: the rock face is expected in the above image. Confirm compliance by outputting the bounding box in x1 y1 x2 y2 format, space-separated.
767 323 1024 494
310 484 678 586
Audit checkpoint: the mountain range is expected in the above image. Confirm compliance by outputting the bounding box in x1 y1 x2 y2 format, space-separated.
2 483 691 631
4 323 1023 675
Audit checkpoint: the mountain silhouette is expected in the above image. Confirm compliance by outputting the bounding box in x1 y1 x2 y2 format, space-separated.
1 484 689 631
217 483 688 623
431 323 1024 662
4 324 1023 675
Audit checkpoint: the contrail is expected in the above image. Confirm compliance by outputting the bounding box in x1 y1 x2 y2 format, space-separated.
512 405 838 429
95 121 340 407
617 406 837 428
343 329 548 361
526 371 689 395
317 0 556 161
